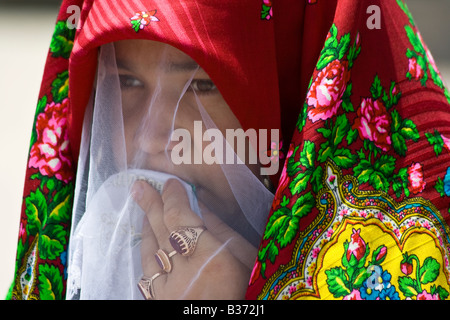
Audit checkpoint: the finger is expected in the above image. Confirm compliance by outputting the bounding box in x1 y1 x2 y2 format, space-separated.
161 179 204 231
162 179 226 261
140 216 161 275
132 180 171 249
198 202 257 269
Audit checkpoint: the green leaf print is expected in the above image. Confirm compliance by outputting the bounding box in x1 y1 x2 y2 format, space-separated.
316 24 353 71
370 75 383 100
353 159 374 185
425 129 444 156
432 285 450 300
317 115 357 169
258 240 279 269
342 83 355 113
400 3 450 103
346 128 358 146
398 252 448 299
291 192 315 220
266 241 279 264
332 115 350 146
375 155 396 177
50 21 75 59
337 33 351 60
392 167 409 198
25 189 47 236
398 276 420 297
261 4 272 20
47 185 72 225
29 96 48 152
396 0 415 25
419 257 440 284
299 140 315 169
39 225 67 260
390 110 419 156
289 170 311 195
51 71 69 103
400 118 420 141
38 264 64 300
354 150 399 193
392 133 407 157
326 267 351 298
324 24 338 48
286 146 301 177
435 177 445 197
311 166 324 194
264 207 291 240
332 148 357 169
264 193 314 249
289 141 323 195
405 25 425 55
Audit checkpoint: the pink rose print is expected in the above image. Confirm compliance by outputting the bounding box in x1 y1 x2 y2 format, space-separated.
417 290 439 300
408 57 424 80
373 245 387 264
19 221 27 243
130 10 159 33
442 134 450 152
29 98 73 183
400 260 413 276
407 162 426 194
266 140 284 165
249 261 262 285
352 98 392 152
272 144 293 209
261 0 273 20
307 59 351 122
346 229 366 262
417 31 440 77
343 289 362 300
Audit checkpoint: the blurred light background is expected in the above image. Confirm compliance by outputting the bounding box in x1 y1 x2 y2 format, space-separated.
0 0 449 298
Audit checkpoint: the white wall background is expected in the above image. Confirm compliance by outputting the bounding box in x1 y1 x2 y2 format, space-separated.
0 5 60 298
0 1 449 298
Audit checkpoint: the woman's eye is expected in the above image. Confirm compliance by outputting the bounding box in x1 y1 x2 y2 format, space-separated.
190 79 217 94
119 75 144 89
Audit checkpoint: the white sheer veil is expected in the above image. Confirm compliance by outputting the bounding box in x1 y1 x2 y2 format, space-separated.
66 41 274 299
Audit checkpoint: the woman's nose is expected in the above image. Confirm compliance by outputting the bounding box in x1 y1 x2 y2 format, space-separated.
135 95 182 155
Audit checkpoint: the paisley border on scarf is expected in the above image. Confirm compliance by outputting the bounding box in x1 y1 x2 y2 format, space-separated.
11 237 39 300
257 160 450 299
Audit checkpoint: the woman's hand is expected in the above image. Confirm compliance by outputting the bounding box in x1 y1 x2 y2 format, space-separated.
132 179 257 300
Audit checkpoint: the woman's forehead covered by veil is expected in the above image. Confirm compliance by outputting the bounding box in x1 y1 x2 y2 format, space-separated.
68 0 283 163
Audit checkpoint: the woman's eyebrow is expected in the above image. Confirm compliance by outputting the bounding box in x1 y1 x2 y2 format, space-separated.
166 61 200 73
116 58 200 73
116 59 135 72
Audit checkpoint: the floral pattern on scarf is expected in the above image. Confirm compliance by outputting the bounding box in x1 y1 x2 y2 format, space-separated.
8 19 75 300
248 0 450 300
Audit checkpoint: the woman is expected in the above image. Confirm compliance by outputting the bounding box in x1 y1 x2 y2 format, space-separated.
8 0 450 300
66 38 279 299
9 0 286 300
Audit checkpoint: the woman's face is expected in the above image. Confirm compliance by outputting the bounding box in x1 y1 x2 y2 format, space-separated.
114 40 260 235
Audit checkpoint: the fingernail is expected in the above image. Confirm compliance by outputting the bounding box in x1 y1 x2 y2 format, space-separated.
131 182 143 201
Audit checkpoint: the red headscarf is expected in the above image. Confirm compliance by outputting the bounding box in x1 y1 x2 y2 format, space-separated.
8 0 291 300
8 0 450 300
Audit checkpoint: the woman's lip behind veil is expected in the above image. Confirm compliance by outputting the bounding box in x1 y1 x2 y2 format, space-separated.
128 149 201 187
